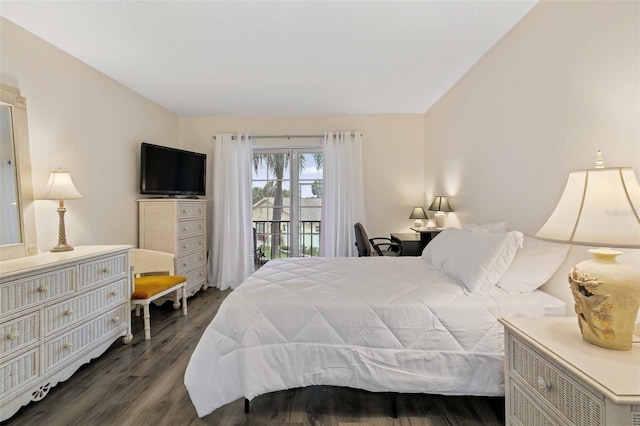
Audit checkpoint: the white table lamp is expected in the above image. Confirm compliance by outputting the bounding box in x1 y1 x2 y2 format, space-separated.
536 151 640 350
39 169 82 252
409 207 427 228
428 196 453 229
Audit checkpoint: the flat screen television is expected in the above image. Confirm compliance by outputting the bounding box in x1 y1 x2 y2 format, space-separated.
140 142 206 197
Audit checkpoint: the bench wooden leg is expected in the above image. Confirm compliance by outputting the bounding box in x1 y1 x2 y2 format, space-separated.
182 286 188 316
143 303 151 340
244 398 249 414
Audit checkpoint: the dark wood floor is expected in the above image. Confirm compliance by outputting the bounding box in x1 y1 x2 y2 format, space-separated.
3 288 505 426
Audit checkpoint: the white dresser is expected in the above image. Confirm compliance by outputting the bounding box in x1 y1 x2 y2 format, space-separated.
0 245 133 421
137 199 207 298
501 317 640 426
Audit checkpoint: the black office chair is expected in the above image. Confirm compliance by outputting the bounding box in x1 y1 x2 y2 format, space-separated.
354 223 401 257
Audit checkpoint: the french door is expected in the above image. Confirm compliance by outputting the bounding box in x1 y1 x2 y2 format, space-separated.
251 147 323 263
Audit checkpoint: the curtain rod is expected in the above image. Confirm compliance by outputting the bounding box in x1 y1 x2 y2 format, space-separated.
211 132 361 140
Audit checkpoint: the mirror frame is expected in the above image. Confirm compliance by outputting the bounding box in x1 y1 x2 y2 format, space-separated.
0 83 37 260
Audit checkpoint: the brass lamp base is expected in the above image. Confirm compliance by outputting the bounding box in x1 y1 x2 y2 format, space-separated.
51 243 74 252
569 248 640 351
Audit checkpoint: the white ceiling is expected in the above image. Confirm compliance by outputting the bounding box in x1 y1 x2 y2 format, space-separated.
0 1 537 116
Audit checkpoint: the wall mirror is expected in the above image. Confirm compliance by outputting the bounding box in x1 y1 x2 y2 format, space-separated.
0 83 37 260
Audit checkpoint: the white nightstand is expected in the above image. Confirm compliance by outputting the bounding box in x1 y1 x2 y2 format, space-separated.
500 317 640 426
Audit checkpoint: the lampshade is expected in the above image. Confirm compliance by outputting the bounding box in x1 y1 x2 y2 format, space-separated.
428 196 453 213
536 154 640 351
409 207 427 219
535 167 640 248
39 170 82 200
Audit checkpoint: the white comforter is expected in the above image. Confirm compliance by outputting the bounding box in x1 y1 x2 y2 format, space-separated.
185 257 563 417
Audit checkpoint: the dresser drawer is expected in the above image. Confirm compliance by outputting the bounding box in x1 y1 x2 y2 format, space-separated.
177 234 206 256
510 336 604 426
44 305 128 372
177 202 205 220
176 250 206 274
1 268 75 315
0 313 39 358
44 278 128 337
79 253 128 289
177 219 205 239
183 265 206 286
509 378 559 426
0 348 39 397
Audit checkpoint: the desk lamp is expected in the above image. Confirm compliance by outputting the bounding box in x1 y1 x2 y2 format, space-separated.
428 196 453 229
39 169 82 252
536 152 640 350
409 207 427 228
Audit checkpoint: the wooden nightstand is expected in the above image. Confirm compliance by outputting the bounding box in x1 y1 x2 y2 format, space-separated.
500 317 640 426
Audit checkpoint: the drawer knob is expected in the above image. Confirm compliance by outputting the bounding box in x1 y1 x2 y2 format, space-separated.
199 225 203 229
37 285 49 293
537 376 551 390
183 227 187 231
110 291 118 296
183 209 187 213
112 316 120 323
102 267 110 273
7 330 19 340
63 342 73 349
183 262 188 267
199 240 203 245
64 309 73 316
183 244 187 249
198 208 203 213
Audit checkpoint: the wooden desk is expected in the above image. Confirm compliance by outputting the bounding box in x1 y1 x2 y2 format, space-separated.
390 233 422 256
409 227 441 252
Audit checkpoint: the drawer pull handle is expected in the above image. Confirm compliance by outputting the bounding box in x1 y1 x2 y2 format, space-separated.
112 316 120 323
7 331 19 340
37 285 49 293
64 309 73 316
536 376 551 390
63 342 73 349
102 267 110 273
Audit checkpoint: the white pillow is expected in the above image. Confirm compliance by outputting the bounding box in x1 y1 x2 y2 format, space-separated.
422 228 523 293
497 236 569 293
462 222 508 232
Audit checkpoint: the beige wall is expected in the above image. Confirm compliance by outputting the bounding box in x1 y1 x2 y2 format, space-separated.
0 18 180 251
180 115 425 238
423 1 640 307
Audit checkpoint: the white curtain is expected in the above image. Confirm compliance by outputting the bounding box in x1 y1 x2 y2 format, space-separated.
320 131 366 257
209 133 254 290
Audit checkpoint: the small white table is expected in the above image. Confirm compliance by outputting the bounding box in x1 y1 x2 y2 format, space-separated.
500 317 640 426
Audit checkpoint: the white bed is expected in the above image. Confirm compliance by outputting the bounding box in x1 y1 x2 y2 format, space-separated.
184 255 565 417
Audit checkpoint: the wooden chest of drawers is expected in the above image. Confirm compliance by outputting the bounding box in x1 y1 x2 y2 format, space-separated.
0 246 132 421
138 199 207 298
501 317 640 426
